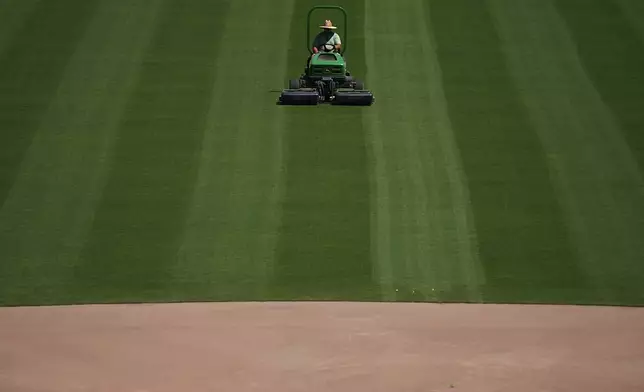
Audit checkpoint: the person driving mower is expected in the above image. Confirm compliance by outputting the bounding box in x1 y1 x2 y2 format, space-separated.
312 19 342 52
306 20 342 68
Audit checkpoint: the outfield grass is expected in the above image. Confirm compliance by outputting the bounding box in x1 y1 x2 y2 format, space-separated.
0 0 643 306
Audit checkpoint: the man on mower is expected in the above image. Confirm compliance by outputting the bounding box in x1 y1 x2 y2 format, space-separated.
312 19 342 52
306 20 342 68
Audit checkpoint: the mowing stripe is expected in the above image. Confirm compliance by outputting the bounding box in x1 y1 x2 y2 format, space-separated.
363 0 484 302
0 0 100 209
362 49 395 300
0 0 41 58
71 0 231 303
0 0 165 306
489 0 644 305
175 0 293 301
271 0 379 300
428 0 585 303
421 3 487 302
363 0 394 300
555 0 644 173
615 0 644 44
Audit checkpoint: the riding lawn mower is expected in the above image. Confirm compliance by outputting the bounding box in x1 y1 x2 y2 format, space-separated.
278 5 375 106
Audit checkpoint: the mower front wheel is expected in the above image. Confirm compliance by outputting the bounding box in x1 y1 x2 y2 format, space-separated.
354 79 365 90
289 79 301 89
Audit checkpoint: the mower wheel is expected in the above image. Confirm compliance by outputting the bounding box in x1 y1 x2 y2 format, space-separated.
289 79 300 89
354 79 365 90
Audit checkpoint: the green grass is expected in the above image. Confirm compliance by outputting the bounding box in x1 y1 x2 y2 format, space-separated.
0 0 643 306
428 0 587 303
271 0 379 300
68 0 232 303
0 0 100 205
555 0 644 171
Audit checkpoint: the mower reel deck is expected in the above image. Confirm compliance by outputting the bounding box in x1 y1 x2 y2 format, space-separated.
280 80 375 106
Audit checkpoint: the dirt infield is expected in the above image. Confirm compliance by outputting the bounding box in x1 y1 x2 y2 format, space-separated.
1 302 643 392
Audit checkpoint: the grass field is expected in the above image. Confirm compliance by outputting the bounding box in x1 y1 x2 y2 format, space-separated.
1 0 643 306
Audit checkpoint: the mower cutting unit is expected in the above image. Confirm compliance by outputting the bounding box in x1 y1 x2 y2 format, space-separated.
279 5 374 106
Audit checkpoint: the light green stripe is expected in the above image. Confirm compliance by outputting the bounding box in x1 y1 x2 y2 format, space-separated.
364 0 483 301
0 0 164 290
176 0 292 297
0 0 40 57
419 0 485 300
364 0 394 298
489 0 644 301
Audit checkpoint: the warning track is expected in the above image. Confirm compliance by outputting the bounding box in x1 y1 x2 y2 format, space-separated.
1 302 643 392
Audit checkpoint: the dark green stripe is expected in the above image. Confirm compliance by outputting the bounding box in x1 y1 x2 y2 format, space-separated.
555 0 644 306
70 0 231 303
0 0 99 207
271 0 379 300
427 0 586 303
555 0 644 171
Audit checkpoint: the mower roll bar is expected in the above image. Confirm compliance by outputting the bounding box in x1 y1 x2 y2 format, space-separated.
307 5 347 55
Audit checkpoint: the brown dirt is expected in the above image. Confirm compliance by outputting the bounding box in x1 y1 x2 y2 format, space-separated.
0 302 643 392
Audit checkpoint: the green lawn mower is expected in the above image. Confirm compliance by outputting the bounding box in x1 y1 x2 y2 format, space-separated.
279 5 375 106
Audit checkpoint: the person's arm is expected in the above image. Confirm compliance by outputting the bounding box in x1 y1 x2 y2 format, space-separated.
333 33 342 51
